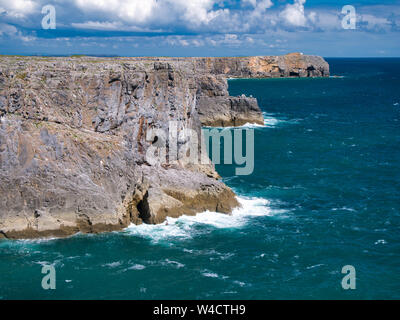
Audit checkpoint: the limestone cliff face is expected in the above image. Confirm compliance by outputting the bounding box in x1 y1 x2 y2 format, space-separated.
193 53 329 126
190 53 329 78
0 54 329 239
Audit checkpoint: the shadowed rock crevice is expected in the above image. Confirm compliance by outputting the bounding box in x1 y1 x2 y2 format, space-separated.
137 191 151 224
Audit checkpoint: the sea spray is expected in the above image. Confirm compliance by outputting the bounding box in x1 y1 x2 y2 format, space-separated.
124 196 282 243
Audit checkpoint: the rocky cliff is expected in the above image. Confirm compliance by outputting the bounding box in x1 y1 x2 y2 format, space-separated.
0 53 329 239
192 53 330 126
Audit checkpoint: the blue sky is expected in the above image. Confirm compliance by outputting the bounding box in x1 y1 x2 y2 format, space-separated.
1 0 400 57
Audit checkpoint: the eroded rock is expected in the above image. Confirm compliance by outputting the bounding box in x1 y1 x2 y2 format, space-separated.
0 54 329 239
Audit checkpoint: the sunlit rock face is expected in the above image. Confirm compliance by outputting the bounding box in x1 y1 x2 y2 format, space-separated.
0 54 329 239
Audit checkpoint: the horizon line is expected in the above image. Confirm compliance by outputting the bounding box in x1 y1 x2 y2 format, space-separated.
2 54 400 59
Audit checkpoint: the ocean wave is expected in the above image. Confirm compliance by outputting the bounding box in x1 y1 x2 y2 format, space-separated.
124 196 281 243
0 237 61 246
202 271 220 278
331 207 356 212
102 261 122 268
202 113 299 130
127 264 146 270
161 259 185 269
1 197 282 246
263 113 302 128
263 116 280 127
204 122 265 130
237 122 265 128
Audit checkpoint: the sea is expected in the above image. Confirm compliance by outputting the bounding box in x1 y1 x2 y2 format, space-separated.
0 58 399 299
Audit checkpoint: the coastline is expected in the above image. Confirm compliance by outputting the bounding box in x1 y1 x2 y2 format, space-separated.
0 53 329 239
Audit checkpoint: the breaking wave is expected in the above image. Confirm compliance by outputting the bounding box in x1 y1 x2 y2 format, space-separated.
204 113 299 130
124 196 286 243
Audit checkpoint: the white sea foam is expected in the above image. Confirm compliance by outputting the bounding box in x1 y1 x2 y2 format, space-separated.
201 269 229 280
128 264 146 270
202 272 220 278
204 122 265 130
162 259 185 269
331 207 356 212
263 116 279 127
13 237 60 244
263 113 302 128
119 263 147 272
233 280 246 287
209 116 280 129
103 261 122 268
34 259 64 268
226 117 289 129
238 122 265 128
203 112 299 130
124 196 284 243
306 264 325 270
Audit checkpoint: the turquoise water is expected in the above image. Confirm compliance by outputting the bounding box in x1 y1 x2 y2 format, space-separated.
1 58 399 299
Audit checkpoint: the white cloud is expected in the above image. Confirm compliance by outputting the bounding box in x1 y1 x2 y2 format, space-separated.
0 22 37 43
308 11 317 24
163 33 274 49
0 23 18 36
0 0 399 54
304 10 393 32
241 0 273 21
20 34 36 42
0 0 37 18
73 0 227 27
223 33 240 45
253 0 273 15
243 0 257 7
280 0 307 27
309 11 341 31
359 14 391 31
71 21 122 31
71 21 161 32
170 0 226 26
74 0 157 24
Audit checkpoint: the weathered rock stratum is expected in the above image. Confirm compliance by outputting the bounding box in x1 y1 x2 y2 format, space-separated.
0 53 329 239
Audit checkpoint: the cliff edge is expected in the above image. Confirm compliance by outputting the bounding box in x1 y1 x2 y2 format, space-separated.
0 53 329 239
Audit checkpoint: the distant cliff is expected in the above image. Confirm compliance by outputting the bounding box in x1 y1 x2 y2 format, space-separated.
0 53 329 239
182 53 329 126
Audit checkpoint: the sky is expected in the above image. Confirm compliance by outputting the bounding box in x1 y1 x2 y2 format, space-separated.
0 0 400 57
